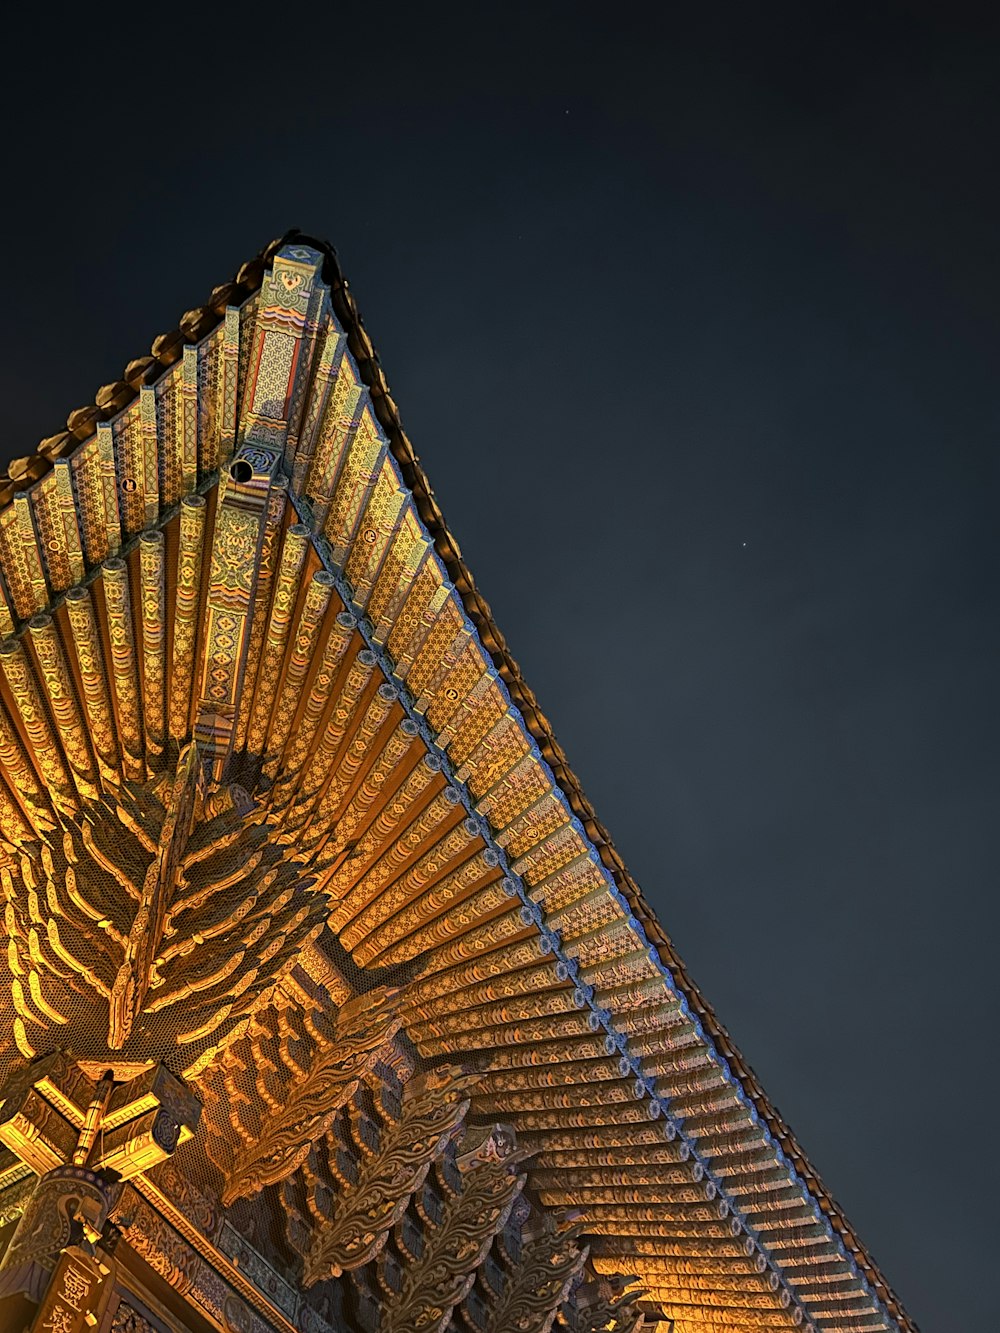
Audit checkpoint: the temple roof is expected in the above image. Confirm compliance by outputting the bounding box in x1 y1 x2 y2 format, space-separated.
0 232 915 1333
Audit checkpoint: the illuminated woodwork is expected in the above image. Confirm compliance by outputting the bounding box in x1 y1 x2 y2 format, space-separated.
0 235 914 1333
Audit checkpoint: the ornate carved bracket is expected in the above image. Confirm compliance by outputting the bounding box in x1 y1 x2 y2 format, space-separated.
296 1063 479 1283
0 1055 199 1184
216 987 403 1205
378 1131 527 1333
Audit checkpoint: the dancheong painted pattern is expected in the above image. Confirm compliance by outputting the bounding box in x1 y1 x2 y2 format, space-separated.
0 234 914 1333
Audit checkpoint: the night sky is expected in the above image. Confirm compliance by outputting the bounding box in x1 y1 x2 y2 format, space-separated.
2 6 997 1327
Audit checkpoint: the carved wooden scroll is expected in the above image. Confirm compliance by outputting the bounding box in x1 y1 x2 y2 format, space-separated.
219 988 403 1205
482 1214 588 1333
378 1144 526 1333
299 1064 479 1283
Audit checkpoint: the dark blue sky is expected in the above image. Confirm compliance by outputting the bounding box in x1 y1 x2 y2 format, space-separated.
3 6 997 1327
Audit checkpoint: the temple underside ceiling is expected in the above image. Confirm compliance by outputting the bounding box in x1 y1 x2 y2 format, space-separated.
0 237 913 1333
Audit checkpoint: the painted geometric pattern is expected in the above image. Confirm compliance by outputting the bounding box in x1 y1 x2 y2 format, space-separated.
0 242 907 1333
